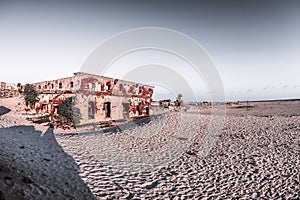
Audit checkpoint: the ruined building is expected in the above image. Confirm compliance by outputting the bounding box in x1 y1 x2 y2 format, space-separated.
32 72 154 126
0 82 19 98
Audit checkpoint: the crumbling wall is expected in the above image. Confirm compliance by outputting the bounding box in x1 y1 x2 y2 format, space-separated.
74 72 154 124
28 72 154 126
0 82 19 98
33 76 76 93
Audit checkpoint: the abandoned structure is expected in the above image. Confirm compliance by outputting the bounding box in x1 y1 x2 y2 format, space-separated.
32 72 154 126
0 82 19 98
159 99 172 108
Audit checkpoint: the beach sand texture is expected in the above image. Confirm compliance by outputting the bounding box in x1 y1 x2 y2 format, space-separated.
1 98 299 199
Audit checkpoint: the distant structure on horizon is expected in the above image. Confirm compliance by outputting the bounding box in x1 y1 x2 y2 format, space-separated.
0 82 20 98
31 72 154 126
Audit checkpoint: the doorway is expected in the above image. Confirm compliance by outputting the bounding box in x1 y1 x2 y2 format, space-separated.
137 103 142 115
88 101 95 119
122 103 130 119
104 102 111 118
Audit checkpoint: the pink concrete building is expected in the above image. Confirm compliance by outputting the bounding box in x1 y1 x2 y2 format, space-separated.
32 72 154 126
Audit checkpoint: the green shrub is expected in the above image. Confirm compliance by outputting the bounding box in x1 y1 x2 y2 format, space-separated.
23 84 38 107
57 97 81 125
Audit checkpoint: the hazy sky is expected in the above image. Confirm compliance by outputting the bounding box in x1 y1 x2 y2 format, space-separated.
0 0 299 101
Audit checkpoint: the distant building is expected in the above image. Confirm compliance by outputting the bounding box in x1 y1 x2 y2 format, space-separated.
32 72 154 126
0 82 19 98
159 99 171 108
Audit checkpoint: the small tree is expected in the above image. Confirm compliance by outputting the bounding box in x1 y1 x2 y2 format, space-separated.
23 84 38 107
57 97 82 126
176 94 183 107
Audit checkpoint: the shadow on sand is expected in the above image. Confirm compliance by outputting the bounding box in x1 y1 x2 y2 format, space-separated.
0 106 11 116
0 124 96 200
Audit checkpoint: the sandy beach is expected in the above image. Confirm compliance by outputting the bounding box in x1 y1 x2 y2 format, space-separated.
1 98 299 199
